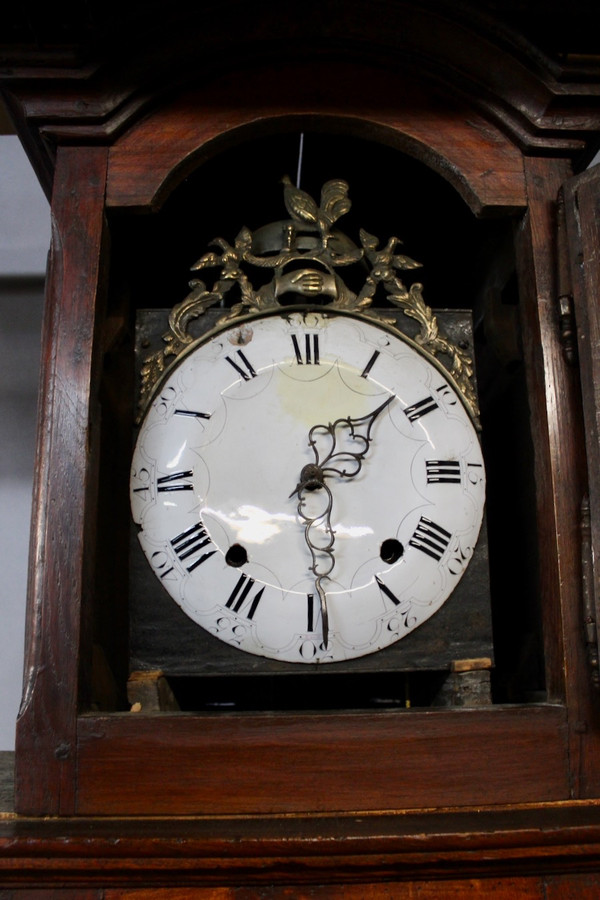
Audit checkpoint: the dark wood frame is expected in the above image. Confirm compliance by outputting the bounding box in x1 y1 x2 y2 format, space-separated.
3 4 600 888
12 64 598 813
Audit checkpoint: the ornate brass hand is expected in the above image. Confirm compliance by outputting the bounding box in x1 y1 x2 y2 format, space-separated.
291 395 395 647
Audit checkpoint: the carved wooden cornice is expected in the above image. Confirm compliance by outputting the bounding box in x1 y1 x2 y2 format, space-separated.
2 1 600 197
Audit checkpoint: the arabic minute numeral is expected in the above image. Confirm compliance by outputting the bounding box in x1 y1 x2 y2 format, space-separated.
446 536 474 577
292 333 320 365
156 385 177 418
408 516 452 561
150 549 175 581
226 349 258 381
436 382 458 406
467 462 484 485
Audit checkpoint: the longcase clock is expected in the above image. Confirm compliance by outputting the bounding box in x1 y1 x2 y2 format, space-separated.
2 2 600 891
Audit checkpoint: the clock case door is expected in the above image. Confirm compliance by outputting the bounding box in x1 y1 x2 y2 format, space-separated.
563 164 600 699
11 71 600 823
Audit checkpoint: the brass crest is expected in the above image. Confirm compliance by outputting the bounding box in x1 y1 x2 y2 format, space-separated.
138 178 479 424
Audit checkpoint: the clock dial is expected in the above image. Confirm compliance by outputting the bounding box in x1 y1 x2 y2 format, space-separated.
131 310 485 663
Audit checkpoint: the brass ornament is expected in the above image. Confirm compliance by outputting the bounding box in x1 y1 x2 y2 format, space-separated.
138 178 479 425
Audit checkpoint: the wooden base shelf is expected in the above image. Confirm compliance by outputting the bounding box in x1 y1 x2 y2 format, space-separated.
2 800 600 889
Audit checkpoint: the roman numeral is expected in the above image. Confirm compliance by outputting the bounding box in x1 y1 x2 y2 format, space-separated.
157 470 194 492
404 396 439 422
225 574 265 621
375 576 401 607
174 409 211 420
360 350 380 379
425 459 461 484
306 593 323 632
409 516 452 561
292 333 320 365
170 521 216 572
226 350 257 381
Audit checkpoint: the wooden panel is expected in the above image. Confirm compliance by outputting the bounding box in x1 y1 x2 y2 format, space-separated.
4 893 102 899
563 165 600 797
515 158 600 800
76 706 569 815
564 173 600 633
515 158 588 708
106 64 526 216
103 877 600 899
13 146 109 816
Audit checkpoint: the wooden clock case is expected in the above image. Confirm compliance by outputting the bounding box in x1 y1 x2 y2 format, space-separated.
3 1 600 892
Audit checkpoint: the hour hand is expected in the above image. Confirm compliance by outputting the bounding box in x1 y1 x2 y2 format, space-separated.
291 395 395 495
308 394 395 482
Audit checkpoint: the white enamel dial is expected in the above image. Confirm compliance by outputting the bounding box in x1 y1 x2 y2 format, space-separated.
131 310 485 664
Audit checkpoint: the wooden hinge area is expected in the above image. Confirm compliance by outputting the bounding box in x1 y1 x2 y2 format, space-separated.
556 188 578 366
581 495 600 691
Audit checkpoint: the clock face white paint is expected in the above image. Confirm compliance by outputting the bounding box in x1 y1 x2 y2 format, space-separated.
131 310 485 664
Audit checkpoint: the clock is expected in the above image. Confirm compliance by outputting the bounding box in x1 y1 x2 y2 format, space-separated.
130 179 486 666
